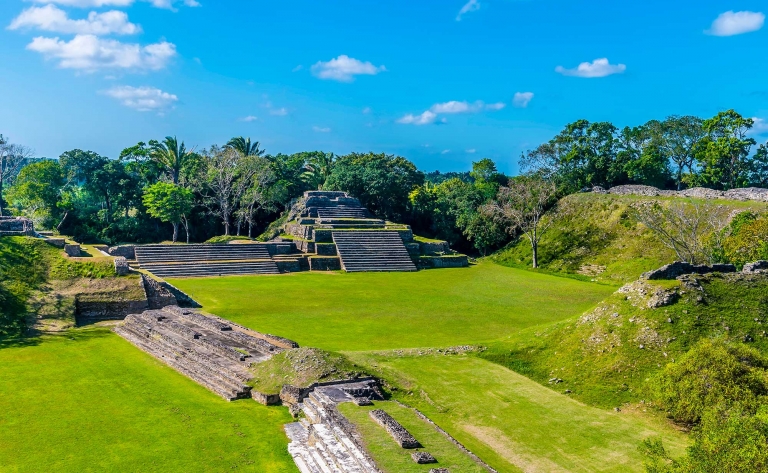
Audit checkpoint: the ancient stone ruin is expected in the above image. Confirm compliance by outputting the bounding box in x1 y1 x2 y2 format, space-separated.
0 216 35 236
115 305 297 400
130 190 468 278
285 381 384 473
593 184 768 202
281 191 468 272
368 409 422 449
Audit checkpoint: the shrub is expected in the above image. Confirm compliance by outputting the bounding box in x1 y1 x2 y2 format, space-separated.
653 339 768 425
722 214 768 266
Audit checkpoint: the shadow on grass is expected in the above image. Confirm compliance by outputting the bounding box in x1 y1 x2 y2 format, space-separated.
0 326 114 350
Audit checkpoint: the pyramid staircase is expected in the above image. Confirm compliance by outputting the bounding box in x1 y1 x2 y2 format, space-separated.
333 231 417 272
135 244 280 278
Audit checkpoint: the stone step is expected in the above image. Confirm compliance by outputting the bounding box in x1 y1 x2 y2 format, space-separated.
142 261 280 278
334 231 416 273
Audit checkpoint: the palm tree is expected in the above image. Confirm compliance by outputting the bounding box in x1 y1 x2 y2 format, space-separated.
301 152 335 190
226 137 265 157
148 136 195 185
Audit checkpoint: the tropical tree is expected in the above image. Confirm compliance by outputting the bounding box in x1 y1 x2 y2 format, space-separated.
236 155 278 237
300 151 335 189
143 182 194 243
657 116 706 190
202 146 243 235
148 136 196 185
6 159 65 227
0 135 33 216
697 110 755 190
226 136 265 157
482 176 558 268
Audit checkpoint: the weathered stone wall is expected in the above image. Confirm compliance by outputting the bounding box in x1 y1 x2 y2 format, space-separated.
0 216 35 236
108 245 136 259
285 223 313 240
260 241 296 255
743 261 768 273
309 257 341 271
276 259 302 273
419 255 469 269
141 274 177 309
294 238 315 253
315 243 337 256
369 409 422 448
419 241 450 255
603 184 768 202
45 238 66 248
314 228 413 243
76 299 148 323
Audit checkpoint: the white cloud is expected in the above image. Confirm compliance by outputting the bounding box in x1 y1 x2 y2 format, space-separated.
431 100 479 114
555 58 626 78
441 149 451 154
456 0 480 21
513 91 534 108
707 11 764 36
750 117 768 135
9 5 141 36
269 107 288 116
485 102 506 110
292 65 303 72
31 0 200 9
466 149 476 154
239 115 258 122
27 34 176 72
311 55 386 82
312 126 331 133
397 111 437 125
362 107 371 114
103 85 177 111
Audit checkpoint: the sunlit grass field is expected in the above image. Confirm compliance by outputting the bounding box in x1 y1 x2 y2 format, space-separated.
170 262 616 351
0 329 296 473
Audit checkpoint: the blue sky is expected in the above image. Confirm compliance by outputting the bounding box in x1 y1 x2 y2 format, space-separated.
1 0 767 174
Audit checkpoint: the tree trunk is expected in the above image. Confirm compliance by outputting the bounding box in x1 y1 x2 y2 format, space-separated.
57 211 69 232
172 222 179 243
531 241 538 269
224 220 230 236
182 217 190 244
0 171 5 217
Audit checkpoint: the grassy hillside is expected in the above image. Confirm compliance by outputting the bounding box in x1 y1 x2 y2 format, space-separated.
492 193 768 283
481 272 768 409
0 329 296 472
0 236 122 338
170 262 615 351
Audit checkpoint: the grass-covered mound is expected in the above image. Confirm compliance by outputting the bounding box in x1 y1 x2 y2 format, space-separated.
249 347 371 394
492 193 768 283
0 236 145 336
481 272 768 409
204 235 254 244
0 328 295 472
170 262 615 351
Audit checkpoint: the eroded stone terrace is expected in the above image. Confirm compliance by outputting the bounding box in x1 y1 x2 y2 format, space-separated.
115 305 296 400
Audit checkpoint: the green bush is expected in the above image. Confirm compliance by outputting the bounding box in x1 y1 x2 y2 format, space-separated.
653 339 768 425
721 213 768 266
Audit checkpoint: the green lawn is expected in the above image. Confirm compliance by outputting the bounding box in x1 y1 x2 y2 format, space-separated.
0 328 297 473
337 401 486 473
169 262 615 351
347 353 688 473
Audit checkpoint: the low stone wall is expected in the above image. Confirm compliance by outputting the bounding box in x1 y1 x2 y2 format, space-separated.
252 391 281 405
602 184 768 202
419 255 469 269
45 238 66 248
642 261 737 280
294 238 315 253
743 261 768 273
0 216 35 236
108 245 136 259
369 409 422 448
76 298 148 323
285 223 313 240
141 274 177 309
314 228 413 243
260 241 296 256
309 256 341 271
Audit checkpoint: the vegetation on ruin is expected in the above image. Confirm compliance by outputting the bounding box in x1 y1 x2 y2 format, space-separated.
171 262 615 352
337 400 487 472
0 328 296 472
249 347 371 394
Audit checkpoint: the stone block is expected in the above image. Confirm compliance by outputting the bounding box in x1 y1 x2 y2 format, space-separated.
280 384 303 405
316 243 337 256
412 451 437 464
45 238 66 248
108 245 136 259
419 255 469 269
252 390 281 405
276 259 302 273
369 409 422 449
419 240 450 255
114 256 130 275
64 244 81 257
